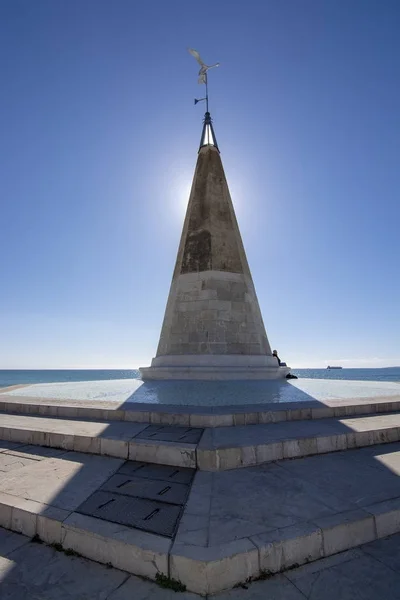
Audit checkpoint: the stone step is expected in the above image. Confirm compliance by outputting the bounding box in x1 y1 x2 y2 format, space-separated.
0 413 201 468
197 411 400 470
2 411 400 471
1 440 400 595
1 392 400 427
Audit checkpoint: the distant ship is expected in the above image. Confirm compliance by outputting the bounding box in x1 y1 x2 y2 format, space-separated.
327 366 343 369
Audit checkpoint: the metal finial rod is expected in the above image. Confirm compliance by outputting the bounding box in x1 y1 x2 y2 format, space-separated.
205 73 209 113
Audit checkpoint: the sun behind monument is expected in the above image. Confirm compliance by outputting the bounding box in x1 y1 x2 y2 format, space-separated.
140 50 290 380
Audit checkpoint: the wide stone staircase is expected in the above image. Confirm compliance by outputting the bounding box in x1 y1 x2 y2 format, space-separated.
1 391 400 595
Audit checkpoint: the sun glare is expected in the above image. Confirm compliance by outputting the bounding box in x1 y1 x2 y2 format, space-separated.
172 174 192 219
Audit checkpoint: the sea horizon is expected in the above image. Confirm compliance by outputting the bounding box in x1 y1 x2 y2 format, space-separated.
1 367 399 389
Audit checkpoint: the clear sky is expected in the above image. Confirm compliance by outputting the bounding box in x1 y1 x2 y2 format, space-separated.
1 0 399 369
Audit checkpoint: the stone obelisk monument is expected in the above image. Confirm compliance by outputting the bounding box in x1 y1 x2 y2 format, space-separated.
140 50 289 380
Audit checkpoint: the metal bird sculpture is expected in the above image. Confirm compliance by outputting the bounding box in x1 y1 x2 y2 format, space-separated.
188 48 220 84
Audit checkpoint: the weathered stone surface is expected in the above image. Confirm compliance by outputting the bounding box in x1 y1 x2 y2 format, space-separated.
154 272 272 358
176 147 247 277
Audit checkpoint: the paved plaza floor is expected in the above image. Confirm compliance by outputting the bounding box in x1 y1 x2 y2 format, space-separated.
3 377 400 406
2 526 400 599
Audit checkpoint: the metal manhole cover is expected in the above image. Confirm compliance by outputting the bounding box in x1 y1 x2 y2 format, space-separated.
101 474 189 505
77 491 181 537
117 462 195 484
136 425 203 444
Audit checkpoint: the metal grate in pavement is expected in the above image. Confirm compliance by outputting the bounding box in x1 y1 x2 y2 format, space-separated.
102 474 189 505
76 461 196 537
117 461 195 484
136 425 203 444
77 491 181 537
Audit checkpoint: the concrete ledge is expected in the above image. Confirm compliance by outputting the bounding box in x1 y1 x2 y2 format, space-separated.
2 394 400 427
62 512 170 579
170 538 259 595
365 497 400 538
128 439 197 468
312 509 376 555
195 412 400 470
251 522 324 573
139 365 290 381
0 423 146 460
149 353 281 368
0 491 71 543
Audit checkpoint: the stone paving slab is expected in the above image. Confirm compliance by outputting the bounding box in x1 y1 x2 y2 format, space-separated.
1 390 400 428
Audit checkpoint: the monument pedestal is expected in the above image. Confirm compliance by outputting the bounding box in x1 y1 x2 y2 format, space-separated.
140 354 290 380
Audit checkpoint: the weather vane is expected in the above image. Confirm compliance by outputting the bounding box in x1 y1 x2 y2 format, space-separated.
188 48 219 113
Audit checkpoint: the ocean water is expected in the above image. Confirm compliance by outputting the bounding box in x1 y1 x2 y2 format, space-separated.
0 367 399 389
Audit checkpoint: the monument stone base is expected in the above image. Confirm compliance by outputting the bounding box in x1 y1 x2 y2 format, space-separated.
140 354 290 380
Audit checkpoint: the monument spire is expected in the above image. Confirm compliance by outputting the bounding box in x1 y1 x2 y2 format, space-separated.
140 51 289 380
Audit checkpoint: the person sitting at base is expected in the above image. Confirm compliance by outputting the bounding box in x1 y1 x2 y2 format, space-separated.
273 349 290 371
272 349 281 366
273 349 298 379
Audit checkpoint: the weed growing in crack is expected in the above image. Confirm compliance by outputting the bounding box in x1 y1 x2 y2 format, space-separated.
155 573 186 592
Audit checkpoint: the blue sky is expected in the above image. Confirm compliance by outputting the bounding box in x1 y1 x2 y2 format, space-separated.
0 0 399 369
